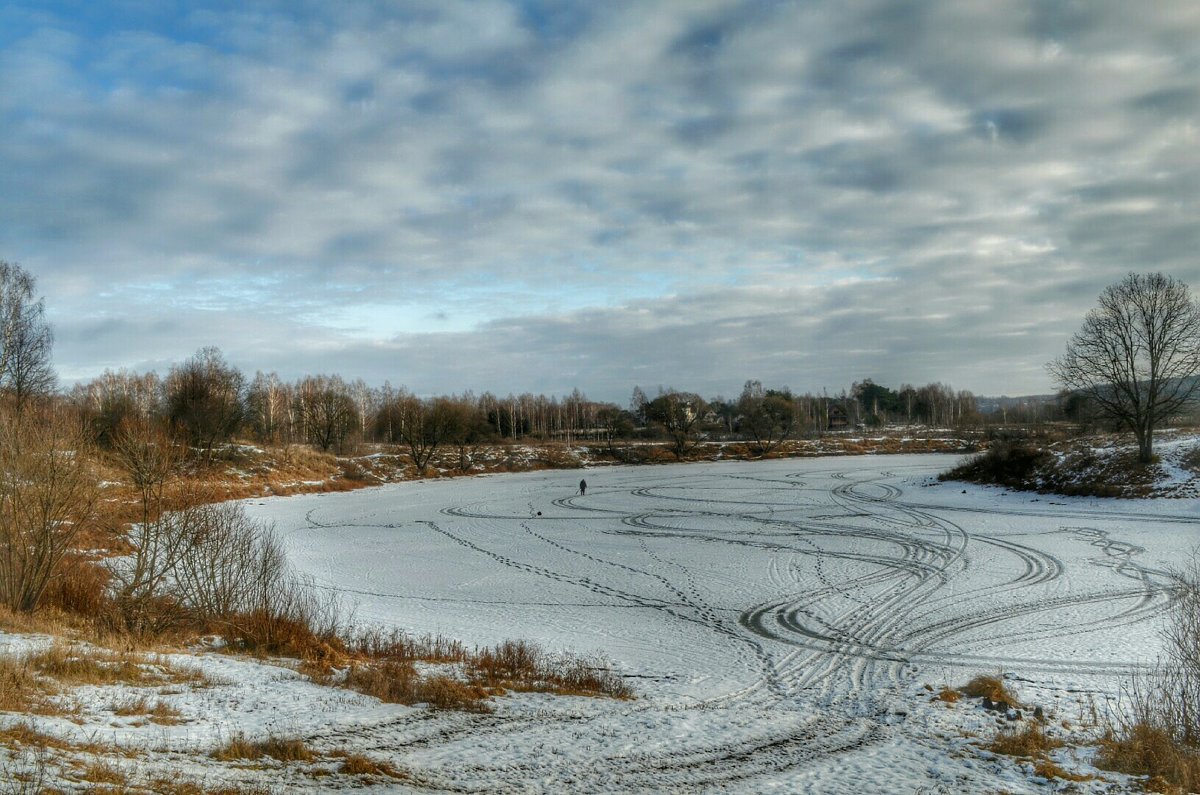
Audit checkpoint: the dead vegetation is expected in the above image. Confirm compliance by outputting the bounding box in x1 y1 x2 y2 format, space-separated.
988 721 1062 757
331 631 632 712
961 674 1019 706
333 751 406 779
1092 565 1200 793
211 733 315 763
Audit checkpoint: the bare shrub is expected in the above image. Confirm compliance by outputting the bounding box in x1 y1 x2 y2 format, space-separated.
348 628 468 664
939 438 1050 490
173 503 284 622
170 501 345 655
0 406 100 612
1096 562 1200 791
105 420 193 635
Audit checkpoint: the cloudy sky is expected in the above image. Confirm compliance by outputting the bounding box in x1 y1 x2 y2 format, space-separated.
2 1 1199 402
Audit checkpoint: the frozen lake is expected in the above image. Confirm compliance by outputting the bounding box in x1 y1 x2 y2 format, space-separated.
246 454 1198 792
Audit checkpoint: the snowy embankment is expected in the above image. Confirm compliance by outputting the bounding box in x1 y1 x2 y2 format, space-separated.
5 454 1197 792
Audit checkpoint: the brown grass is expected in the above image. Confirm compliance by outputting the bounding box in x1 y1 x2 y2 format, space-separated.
984 720 1094 782
79 760 126 785
342 661 492 712
335 752 406 779
1031 758 1093 782
146 780 279 795
467 640 633 698
0 654 49 713
337 636 631 711
107 696 185 725
0 722 75 752
1096 723 1200 793
25 643 210 688
962 674 1019 705
211 733 314 763
38 554 112 617
935 686 961 704
988 722 1063 758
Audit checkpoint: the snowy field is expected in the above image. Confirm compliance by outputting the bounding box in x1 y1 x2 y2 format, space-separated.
6 453 1195 792
230 453 1193 792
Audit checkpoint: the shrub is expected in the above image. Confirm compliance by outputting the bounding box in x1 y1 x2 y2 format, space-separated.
1096 562 1200 791
939 439 1050 489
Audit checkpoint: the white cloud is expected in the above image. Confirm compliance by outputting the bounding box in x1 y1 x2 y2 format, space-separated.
1 0 1198 399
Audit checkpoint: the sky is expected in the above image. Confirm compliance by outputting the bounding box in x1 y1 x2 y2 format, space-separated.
2 1 1199 403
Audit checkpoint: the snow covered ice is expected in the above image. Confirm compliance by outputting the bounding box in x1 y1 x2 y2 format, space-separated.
227 453 1194 792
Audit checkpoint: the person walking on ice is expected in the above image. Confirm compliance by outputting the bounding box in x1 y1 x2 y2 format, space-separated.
579 478 587 496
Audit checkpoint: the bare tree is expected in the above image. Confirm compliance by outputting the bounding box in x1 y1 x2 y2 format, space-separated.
737 381 795 456
0 261 55 413
0 407 99 612
294 375 358 452
1049 273 1200 463
645 390 708 459
165 347 245 456
394 395 458 474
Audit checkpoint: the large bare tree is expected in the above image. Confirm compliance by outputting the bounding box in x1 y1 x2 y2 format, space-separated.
1048 272 1200 463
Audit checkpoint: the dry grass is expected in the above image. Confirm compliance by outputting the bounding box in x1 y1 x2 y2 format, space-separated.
38 554 112 617
334 752 406 779
0 722 75 752
468 640 633 699
935 686 961 704
984 720 1094 783
343 661 492 712
1096 723 1200 793
348 628 468 664
1031 757 1094 782
25 642 210 689
212 733 315 764
337 634 632 711
78 760 126 785
988 722 1063 757
146 780 279 795
107 696 185 725
0 654 49 713
962 674 1019 706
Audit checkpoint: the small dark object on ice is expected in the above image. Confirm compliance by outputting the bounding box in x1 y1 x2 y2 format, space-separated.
1033 705 1044 721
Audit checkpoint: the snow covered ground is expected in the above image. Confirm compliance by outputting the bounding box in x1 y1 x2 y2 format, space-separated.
5 453 1198 792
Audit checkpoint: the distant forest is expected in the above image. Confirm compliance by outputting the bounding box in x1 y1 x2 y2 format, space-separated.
65 346 1070 458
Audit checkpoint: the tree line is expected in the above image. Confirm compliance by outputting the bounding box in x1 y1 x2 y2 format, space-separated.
63 347 991 467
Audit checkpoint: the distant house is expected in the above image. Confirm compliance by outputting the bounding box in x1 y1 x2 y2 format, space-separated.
828 404 849 430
